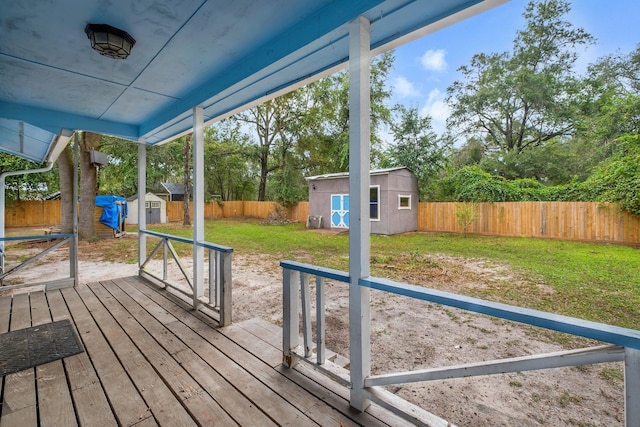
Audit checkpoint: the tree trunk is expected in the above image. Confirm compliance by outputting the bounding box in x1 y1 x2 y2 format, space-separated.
258 149 268 201
78 132 101 240
57 144 74 233
183 134 191 226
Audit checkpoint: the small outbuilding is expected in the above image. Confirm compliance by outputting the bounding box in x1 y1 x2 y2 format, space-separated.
126 192 167 225
156 182 191 202
306 167 418 235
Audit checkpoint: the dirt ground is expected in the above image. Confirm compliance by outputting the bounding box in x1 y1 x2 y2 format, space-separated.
2 232 625 426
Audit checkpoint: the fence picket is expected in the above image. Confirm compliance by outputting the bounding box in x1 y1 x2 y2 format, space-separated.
5 200 639 244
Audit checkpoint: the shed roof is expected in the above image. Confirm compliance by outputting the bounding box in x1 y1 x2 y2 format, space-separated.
306 167 412 181
161 183 188 196
0 0 506 163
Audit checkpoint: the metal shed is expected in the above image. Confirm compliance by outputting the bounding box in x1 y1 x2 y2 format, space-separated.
126 192 167 225
307 167 418 235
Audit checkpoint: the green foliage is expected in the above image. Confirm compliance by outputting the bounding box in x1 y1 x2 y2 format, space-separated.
380 105 450 199
454 202 479 236
447 0 593 153
267 162 307 206
563 135 640 216
0 152 59 200
204 123 256 201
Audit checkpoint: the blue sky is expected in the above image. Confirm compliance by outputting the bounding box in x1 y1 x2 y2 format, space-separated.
387 0 640 136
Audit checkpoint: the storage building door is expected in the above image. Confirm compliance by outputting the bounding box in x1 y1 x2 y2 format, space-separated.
145 201 161 224
330 194 349 228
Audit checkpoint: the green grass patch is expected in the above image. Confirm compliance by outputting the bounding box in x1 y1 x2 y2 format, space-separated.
148 219 640 330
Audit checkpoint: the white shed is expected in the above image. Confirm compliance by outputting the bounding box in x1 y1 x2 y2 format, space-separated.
126 192 167 225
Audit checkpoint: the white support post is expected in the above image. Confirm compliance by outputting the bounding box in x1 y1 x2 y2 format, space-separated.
219 251 232 326
192 107 205 310
348 15 372 412
316 276 325 365
71 135 79 285
625 348 640 427
300 273 312 357
137 138 146 270
283 268 300 368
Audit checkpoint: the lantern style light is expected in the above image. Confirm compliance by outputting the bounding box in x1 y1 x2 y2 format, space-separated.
85 23 135 59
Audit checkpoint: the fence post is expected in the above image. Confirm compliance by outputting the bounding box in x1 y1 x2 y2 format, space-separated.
283 268 299 368
625 348 640 427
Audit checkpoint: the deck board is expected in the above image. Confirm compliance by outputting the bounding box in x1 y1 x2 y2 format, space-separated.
61 286 155 426
2 293 37 427
30 291 78 427
45 290 118 427
0 276 412 427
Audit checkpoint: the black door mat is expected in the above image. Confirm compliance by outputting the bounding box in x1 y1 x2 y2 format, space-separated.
0 319 84 376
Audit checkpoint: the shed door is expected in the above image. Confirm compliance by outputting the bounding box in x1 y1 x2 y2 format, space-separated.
145 201 161 224
330 195 349 228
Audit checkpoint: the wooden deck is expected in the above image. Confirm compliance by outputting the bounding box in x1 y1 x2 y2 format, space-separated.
0 276 411 426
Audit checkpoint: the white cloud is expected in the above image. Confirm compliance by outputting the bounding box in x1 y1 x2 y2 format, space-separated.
420 88 450 136
393 76 420 98
420 49 448 72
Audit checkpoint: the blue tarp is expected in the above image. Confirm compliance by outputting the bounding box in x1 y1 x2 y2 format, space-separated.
95 195 127 231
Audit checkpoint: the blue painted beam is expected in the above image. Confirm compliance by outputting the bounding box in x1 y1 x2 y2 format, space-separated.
280 260 350 283
360 276 640 350
140 229 233 253
0 102 139 141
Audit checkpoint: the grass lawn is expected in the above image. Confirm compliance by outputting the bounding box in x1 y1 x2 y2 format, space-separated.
147 219 640 330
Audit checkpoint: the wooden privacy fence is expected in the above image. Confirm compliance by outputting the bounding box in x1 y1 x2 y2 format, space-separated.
4 200 62 227
5 199 640 244
165 201 309 223
418 201 640 245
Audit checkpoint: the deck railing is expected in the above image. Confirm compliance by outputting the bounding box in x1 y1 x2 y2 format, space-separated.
0 233 76 291
281 260 640 427
139 229 233 325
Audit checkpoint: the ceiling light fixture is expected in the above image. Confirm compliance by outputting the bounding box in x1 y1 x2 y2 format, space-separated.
85 23 135 59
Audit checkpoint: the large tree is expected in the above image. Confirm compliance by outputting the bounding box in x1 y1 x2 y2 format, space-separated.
380 105 450 199
446 0 594 154
78 132 101 240
235 91 304 201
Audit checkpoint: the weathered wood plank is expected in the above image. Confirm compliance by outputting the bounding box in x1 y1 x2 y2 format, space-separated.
0 295 10 417
1 293 37 427
228 319 401 427
0 295 12 333
125 277 360 427
114 277 298 426
90 281 238 426
47 290 118 427
29 291 79 427
61 286 155 426
220 323 283 367
75 283 196 427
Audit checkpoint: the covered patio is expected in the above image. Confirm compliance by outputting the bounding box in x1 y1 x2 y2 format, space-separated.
2 0 639 426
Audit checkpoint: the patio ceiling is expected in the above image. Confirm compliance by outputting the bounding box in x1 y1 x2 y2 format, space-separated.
0 0 506 163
